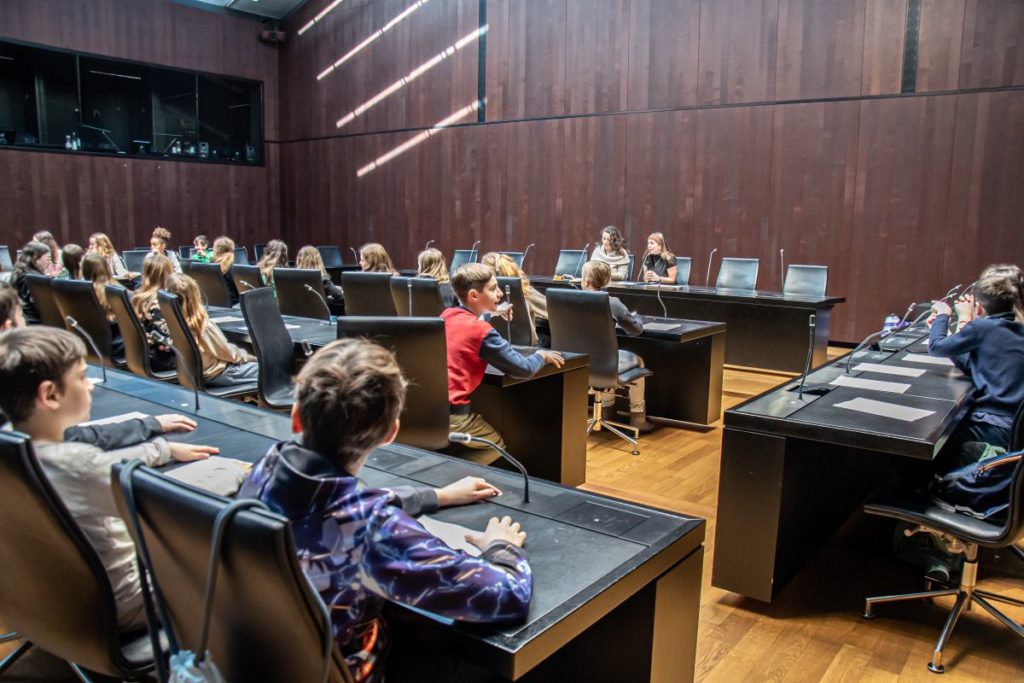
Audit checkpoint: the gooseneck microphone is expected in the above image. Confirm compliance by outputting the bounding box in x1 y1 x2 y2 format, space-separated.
407 279 414 316
424 239 435 251
239 280 256 291
469 240 481 262
846 329 887 373
504 285 512 340
522 243 535 269
705 248 718 287
448 432 530 503
304 283 332 320
797 314 815 400
151 331 201 412
575 244 589 279
66 316 106 383
350 247 360 264
655 279 667 317
779 248 785 290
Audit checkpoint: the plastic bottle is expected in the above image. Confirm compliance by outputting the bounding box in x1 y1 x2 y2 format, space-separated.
882 314 900 337
65 134 73 150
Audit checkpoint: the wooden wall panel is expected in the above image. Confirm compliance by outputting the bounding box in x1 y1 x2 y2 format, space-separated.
563 0 630 115
959 0 1024 88
775 0 865 100
861 0 907 95
487 0 567 120
916 0 965 92
560 115 628 246
697 0 779 105
626 0 700 111
503 119 565 267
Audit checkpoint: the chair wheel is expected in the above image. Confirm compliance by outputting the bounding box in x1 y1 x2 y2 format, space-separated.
927 662 945 674
631 448 639 456
862 610 876 620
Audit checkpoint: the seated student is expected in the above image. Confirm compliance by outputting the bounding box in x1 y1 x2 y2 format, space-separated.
239 337 531 682
257 239 289 288
191 234 212 262
581 261 654 433
359 242 398 275
59 243 85 280
88 232 133 280
81 253 124 359
416 247 457 308
146 226 183 273
640 232 678 284
0 281 27 331
296 245 345 310
33 230 66 278
442 264 563 456
481 251 547 345
0 327 219 629
164 273 258 388
10 240 52 325
130 254 177 373
591 225 631 281
210 237 239 305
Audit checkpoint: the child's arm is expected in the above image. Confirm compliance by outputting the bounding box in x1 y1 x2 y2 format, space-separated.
928 312 981 358
65 417 163 449
479 330 561 378
610 298 644 336
204 323 256 364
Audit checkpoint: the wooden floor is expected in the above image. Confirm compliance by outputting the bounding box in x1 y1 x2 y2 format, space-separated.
3 355 1022 681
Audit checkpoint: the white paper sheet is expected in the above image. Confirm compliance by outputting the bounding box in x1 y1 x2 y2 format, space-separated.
643 322 679 332
902 353 954 366
209 316 245 324
417 515 482 557
852 363 926 378
88 377 103 385
79 411 150 426
284 324 301 330
829 374 910 394
834 397 935 422
166 457 252 497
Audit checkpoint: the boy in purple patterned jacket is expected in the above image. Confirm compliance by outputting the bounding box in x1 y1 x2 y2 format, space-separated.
238 338 532 682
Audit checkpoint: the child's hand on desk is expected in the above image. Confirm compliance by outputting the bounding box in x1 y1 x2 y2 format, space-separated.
538 349 564 368
169 442 219 462
436 476 502 506
155 414 198 433
466 516 527 550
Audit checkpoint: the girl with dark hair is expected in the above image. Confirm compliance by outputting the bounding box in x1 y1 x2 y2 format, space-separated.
590 226 631 281
147 226 182 273
11 241 53 324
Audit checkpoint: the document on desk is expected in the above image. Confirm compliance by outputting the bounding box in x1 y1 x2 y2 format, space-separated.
835 397 935 422
852 363 926 378
642 322 679 332
209 315 245 324
166 457 251 497
284 324 301 330
829 375 911 394
417 515 482 557
79 411 150 426
903 353 955 366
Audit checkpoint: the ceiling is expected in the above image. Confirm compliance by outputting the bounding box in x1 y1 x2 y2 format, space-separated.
180 0 311 21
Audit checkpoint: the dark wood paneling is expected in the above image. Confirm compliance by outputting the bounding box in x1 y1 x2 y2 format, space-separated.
563 0 630 115
916 0 965 92
775 0 865 100
861 0 907 95
503 119 565 270
697 0 779 105
626 0 700 111
560 115 628 244
959 0 1024 88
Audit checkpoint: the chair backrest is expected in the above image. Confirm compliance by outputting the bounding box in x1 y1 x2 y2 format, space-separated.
317 245 344 268
254 243 266 260
493 276 534 345
546 288 619 388
336 317 450 450
111 464 351 683
231 264 264 296
274 267 330 320
122 249 149 273
501 251 525 268
783 264 829 298
341 271 397 316
716 257 759 290
106 284 163 380
233 246 250 266
554 250 588 278
627 253 636 281
157 290 207 391
240 288 296 408
178 246 191 260
999 401 1024 546
50 278 115 363
449 249 477 274
676 256 692 285
23 272 66 328
179 259 193 276
0 245 12 271
390 276 445 317
191 262 235 308
0 431 150 678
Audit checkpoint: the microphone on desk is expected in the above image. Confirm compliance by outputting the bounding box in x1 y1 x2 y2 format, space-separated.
504 285 513 340
638 247 650 283
880 307 934 351
425 239 435 251
469 240 481 262
846 328 888 373
522 243 535 269
448 432 530 503
575 245 589 279
940 283 963 303
239 280 256 291
705 248 718 287
797 314 815 400
779 249 785 290
151 330 201 412
350 247 360 264
304 283 333 320
300 340 314 358
66 316 106 384
655 279 667 317
407 279 414 316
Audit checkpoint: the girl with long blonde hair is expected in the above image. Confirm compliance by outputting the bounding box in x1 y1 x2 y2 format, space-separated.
131 254 176 372
88 232 131 278
417 247 456 308
211 237 239 305
640 232 678 284
257 239 289 286
296 245 344 306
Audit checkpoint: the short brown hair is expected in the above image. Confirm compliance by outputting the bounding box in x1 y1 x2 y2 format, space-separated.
0 327 85 423
294 338 407 471
582 260 611 290
451 263 494 303
0 282 21 326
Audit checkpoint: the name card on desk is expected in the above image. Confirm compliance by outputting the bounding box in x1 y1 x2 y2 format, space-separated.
852 363 926 378
829 375 911 394
210 315 245 324
903 353 955 366
834 397 935 422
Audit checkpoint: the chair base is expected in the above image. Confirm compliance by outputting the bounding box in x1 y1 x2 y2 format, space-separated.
0 640 32 674
587 396 640 455
862 545 1024 673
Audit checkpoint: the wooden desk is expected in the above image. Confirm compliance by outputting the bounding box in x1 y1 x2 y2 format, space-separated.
711 328 974 602
207 308 590 487
89 368 705 682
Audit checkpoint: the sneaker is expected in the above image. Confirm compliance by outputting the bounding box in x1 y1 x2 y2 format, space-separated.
629 412 655 434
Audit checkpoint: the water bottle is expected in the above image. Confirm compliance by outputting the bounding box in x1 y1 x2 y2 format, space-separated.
65 134 73 150
882 313 900 337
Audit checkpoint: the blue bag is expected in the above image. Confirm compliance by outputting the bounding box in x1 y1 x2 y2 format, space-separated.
928 446 1022 521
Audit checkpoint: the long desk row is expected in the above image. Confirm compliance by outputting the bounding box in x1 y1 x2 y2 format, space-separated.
711 326 973 602
88 368 705 682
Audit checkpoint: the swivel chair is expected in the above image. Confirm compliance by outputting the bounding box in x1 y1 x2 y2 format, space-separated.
254 243 266 261
546 289 653 455
122 250 149 274
390 276 445 317
493 276 536 345
553 250 588 279
275 267 332 321
861 402 1024 673
232 246 250 266
240 288 298 410
341 272 397 316
0 432 154 681
23 272 65 328
450 249 476 273
0 245 13 272
675 257 692 285
190 262 235 308
105 285 177 382
51 278 126 368
715 258 759 290
317 245 344 268
501 251 525 268
783 264 829 298
230 264 264 296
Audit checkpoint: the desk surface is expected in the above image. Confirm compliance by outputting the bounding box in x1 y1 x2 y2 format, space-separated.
89 368 704 678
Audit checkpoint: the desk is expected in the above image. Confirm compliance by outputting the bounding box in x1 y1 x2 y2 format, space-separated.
711 328 974 602
89 368 705 682
531 277 844 373
207 308 590 487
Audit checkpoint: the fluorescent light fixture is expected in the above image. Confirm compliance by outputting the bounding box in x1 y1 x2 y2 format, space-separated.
298 0 347 35
89 70 142 80
318 0 430 80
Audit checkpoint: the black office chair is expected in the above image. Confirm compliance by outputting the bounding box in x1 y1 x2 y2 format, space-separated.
179 259 193 276
715 257 759 290
0 245 12 272
275 267 331 321
177 246 191 260
337 317 450 451
626 253 636 281
547 289 652 455
492 276 535 345
190 262 235 308
240 288 297 410
122 250 149 274
862 402 1024 673
111 464 352 683
390 276 445 317
783 264 829 298
450 249 476 273
50 278 126 368
233 246 250 266
105 285 177 382
230 264 264 296
157 290 258 400
0 431 154 681
254 242 266 261
341 272 397 316
318 245 344 268
675 256 693 285
23 272 66 328
553 250 588 279
501 251 525 268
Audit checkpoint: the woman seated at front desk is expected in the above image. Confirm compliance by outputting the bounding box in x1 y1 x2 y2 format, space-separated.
639 232 678 285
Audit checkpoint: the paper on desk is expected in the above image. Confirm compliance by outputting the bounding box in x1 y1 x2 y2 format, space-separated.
835 397 935 422
166 457 251 497
209 316 245 324
852 363 926 378
903 353 954 366
284 324 301 330
643 322 679 332
417 515 482 557
79 411 150 426
88 377 103 385
829 374 910 394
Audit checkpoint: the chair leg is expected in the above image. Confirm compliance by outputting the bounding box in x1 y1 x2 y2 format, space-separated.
69 663 96 683
971 595 1024 639
0 641 33 674
0 632 20 644
927 590 971 673
972 589 1024 609
862 587 960 619
600 421 640 456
